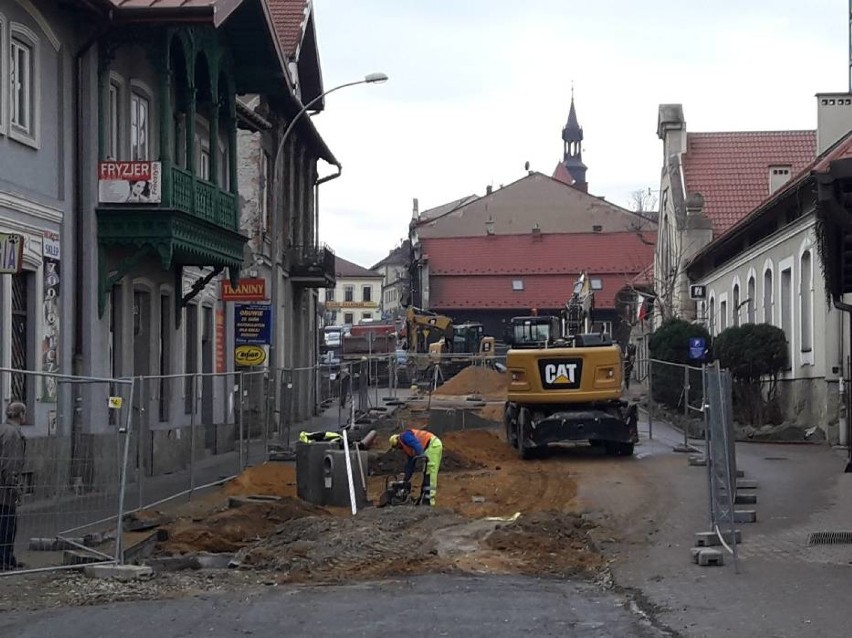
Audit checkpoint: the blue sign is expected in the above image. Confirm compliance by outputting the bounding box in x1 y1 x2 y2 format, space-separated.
234 303 272 345
689 337 706 361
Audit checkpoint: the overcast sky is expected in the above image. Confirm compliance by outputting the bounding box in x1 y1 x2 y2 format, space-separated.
309 0 848 268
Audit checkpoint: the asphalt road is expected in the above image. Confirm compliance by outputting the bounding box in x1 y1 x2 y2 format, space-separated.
0 574 665 638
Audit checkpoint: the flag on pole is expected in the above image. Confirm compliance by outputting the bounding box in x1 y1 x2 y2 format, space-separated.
636 293 647 322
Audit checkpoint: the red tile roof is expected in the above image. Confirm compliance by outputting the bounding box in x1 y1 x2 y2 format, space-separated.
430 274 639 310
688 130 852 269
267 0 310 58
682 130 816 236
422 232 655 310
551 161 573 186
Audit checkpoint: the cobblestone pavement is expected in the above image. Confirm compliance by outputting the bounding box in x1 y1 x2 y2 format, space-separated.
613 414 852 638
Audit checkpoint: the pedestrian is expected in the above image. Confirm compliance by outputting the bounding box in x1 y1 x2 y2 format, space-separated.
0 401 26 571
389 428 443 506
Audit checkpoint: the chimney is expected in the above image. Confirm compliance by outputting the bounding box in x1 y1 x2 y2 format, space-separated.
412 197 419 220
486 185 493 195
768 166 792 195
816 93 852 154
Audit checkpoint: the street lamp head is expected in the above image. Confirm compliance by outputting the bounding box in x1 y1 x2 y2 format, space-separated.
364 72 389 84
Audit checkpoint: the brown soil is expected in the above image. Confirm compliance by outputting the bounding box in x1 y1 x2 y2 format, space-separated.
486 511 604 577
434 366 508 399
162 497 328 554
476 403 505 423
369 446 485 476
145 427 603 587
222 462 297 498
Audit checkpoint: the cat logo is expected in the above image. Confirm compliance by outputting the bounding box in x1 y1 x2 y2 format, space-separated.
544 363 577 385
538 358 583 390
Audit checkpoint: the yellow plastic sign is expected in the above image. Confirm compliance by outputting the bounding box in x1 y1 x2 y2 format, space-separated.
235 345 267 367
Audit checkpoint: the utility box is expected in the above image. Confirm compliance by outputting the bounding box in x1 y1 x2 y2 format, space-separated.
295 441 337 505
322 449 368 508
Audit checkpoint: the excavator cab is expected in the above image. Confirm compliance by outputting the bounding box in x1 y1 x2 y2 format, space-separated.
453 322 485 353
506 316 562 349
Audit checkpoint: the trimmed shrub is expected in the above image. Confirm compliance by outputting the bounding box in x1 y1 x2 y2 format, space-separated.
648 319 711 409
713 323 787 425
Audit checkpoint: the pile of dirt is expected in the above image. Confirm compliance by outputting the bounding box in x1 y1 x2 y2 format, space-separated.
162 497 328 554
369 446 485 476
223 462 297 498
476 403 505 423
434 366 507 399
486 511 603 577
234 506 463 582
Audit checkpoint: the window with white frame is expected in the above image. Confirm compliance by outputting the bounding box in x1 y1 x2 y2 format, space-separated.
108 80 121 159
709 297 716 335
362 285 372 302
199 145 210 181
10 31 34 137
800 251 813 353
130 90 150 160
763 268 773 324
732 284 740 327
780 265 793 368
747 276 756 324
720 298 728 332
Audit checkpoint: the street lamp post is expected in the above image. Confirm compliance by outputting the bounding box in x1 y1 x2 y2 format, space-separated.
268 72 388 442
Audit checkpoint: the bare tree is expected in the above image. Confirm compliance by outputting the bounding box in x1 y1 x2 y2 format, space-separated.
629 189 659 220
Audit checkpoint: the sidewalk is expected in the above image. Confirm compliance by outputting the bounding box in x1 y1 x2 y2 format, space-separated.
613 412 852 638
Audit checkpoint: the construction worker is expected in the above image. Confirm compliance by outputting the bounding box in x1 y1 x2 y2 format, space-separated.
389 429 443 506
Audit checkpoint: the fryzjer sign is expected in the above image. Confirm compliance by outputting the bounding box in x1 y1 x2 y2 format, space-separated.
234 303 271 345
98 161 162 204
222 278 267 301
0 232 24 274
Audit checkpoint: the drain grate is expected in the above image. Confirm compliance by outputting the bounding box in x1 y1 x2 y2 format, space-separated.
807 531 852 546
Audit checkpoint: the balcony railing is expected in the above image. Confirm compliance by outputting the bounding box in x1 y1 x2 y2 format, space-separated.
289 244 336 287
171 166 237 230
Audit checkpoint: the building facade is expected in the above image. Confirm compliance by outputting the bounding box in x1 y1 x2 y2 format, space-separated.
371 240 409 319
0 0 340 490
674 95 852 440
321 256 383 326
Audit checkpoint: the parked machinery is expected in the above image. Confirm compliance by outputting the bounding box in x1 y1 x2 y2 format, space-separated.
503 272 637 458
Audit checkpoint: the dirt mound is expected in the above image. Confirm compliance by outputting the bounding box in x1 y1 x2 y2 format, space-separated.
162 497 328 554
235 506 463 581
440 429 517 466
477 403 505 423
486 511 603 577
223 462 297 498
369 447 485 476
434 366 507 399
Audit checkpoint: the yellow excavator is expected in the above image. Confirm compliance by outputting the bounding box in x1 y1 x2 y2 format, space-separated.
503 272 637 459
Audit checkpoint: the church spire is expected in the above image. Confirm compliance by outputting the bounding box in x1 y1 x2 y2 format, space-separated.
559 86 588 192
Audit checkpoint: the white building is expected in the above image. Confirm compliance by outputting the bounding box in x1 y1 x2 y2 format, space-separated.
322 256 383 326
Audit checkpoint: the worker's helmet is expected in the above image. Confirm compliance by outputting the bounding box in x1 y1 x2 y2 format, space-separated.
389 434 400 448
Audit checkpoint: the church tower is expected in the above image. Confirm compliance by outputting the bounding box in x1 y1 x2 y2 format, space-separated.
554 91 588 192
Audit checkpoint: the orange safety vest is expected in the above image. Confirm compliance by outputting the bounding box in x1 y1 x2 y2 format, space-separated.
399 429 434 458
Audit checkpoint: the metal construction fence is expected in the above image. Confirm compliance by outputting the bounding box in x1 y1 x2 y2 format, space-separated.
0 367 134 575
0 353 424 577
703 362 739 571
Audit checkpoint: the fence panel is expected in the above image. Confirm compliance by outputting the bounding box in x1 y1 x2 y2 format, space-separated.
0 368 133 576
